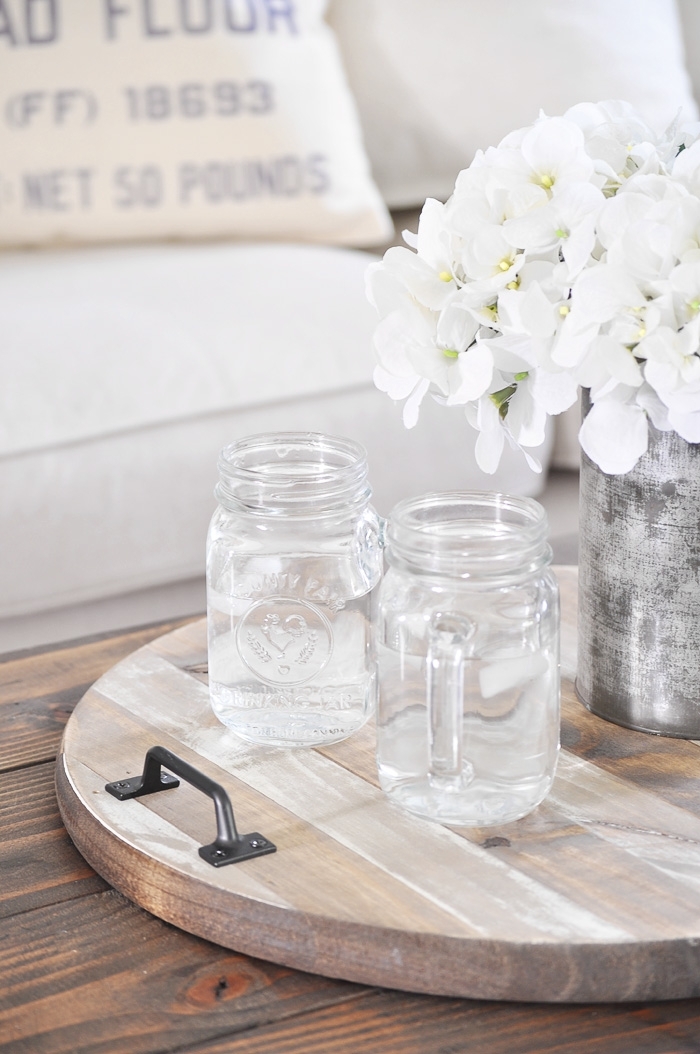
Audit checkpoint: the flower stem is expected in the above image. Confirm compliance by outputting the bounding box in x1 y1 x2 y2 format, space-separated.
489 384 517 419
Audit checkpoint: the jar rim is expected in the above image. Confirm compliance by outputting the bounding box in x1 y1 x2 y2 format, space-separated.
386 491 551 577
216 431 371 514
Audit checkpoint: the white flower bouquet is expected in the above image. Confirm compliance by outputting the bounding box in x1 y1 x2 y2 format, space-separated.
366 101 700 475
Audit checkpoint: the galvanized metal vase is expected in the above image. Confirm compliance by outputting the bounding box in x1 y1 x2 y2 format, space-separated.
576 391 700 738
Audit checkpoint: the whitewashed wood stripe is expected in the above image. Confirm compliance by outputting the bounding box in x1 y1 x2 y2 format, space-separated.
92 645 251 764
551 752 700 846
62 755 293 909
547 752 700 897
579 821 700 895
148 618 207 665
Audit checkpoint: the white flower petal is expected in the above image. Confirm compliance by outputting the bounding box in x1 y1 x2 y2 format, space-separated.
382 246 454 311
561 217 597 279
573 265 647 324
597 336 644 387
485 333 537 371
506 385 547 448
597 193 653 250
658 385 700 416
472 397 505 474
366 261 409 318
474 424 505 474
521 447 543 473
463 225 515 279
503 207 557 251
403 378 430 428
669 260 700 305
551 317 599 368
520 117 593 185
579 399 649 474
668 409 700 442
447 343 494 404
373 365 418 401
672 139 700 193
373 308 432 376
436 299 480 353
636 384 673 431
505 183 549 218
529 368 579 414
520 282 557 339
554 181 605 223
416 198 449 265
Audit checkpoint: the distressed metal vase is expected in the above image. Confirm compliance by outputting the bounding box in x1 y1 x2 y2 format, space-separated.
576 392 700 737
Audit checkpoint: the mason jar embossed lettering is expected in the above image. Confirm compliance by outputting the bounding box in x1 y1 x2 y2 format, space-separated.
377 493 560 827
206 432 383 746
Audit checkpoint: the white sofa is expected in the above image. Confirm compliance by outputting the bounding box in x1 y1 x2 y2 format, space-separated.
2 0 698 652
0 239 553 652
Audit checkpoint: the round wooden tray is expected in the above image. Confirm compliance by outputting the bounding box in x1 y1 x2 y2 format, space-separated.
56 567 700 1003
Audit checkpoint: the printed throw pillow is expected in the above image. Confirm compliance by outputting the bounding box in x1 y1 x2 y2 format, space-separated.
0 0 391 246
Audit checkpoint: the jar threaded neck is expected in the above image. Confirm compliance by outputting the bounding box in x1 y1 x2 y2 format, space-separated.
215 432 371 515
386 492 551 579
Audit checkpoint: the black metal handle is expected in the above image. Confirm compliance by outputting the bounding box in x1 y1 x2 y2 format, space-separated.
105 745 276 867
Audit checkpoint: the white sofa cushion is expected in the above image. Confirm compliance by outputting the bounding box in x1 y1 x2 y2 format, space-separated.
0 242 385 456
0 390 552 620
0 0 390 247
329 0 698 207
0 242 552 620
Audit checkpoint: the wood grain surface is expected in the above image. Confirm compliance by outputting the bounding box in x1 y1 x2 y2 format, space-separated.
53 568 700 1004
4 598 700 1053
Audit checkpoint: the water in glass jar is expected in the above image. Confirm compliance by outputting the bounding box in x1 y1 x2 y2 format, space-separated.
377 642 559 826
208 567 377 746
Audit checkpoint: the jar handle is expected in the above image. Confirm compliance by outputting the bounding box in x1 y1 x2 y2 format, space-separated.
426 613 477 789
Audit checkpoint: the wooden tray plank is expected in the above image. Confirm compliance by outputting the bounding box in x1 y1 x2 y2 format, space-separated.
548 750 700 872
559 699 700 815
55 568 700 1002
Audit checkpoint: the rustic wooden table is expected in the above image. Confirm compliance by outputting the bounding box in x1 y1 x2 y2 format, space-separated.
3 607 700 1052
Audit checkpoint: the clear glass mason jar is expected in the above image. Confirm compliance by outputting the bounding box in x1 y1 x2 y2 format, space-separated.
206 432 383 746
377 492 560 827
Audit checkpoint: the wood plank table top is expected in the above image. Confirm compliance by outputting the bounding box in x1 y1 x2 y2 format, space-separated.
3 567 700 1052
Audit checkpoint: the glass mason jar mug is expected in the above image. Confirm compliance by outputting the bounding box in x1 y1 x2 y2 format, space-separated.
206 432 383 746
376 492 560 827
